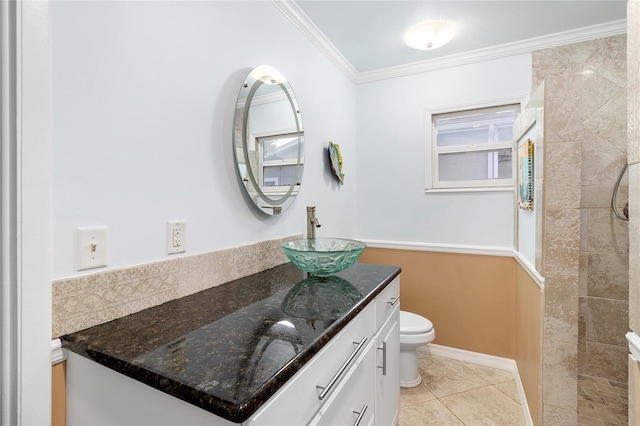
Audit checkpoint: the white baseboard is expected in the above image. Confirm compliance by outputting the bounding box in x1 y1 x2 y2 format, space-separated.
423 344 533 426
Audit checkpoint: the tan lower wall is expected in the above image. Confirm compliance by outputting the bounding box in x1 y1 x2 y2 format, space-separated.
52 361 66 426
359 248 516 358
515 263 544 426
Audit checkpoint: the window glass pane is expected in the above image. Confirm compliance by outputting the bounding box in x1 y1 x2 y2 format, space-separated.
262 135 304 162
435 109 515 147
495 123 514 142
436 127 490 147
438 148 512 181
263 164 302 187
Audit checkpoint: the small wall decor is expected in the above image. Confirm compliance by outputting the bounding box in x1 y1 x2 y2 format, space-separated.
517 139 534 210
328 141 344 184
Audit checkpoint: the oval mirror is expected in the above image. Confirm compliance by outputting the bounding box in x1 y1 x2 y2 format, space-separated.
233 65 304 216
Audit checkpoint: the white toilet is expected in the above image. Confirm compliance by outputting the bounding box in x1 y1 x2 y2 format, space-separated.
399 310 436 388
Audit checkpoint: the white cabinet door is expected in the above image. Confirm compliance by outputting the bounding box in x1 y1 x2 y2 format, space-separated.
375 309 399 426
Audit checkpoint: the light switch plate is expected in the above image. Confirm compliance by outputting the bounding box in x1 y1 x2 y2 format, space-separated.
76 226 108 271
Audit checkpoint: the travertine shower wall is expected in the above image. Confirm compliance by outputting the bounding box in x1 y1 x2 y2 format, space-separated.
628 1 640 424
533 34 628 424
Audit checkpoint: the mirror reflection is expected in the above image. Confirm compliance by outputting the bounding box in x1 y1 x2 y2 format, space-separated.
233 65 304 215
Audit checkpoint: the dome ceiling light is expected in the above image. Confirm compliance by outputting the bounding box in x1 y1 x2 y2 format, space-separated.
404 20 456 50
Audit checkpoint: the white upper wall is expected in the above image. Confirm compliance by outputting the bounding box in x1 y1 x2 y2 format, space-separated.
52 1 357 279
354 54 532 248
52 1 536 280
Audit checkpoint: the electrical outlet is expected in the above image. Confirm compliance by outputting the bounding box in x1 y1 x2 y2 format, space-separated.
167 220 187 254
76 226 108 271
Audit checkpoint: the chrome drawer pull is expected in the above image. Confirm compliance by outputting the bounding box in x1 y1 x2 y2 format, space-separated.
387 295 400 305
353 404 368 426
377 341 387 375
316 336 368 400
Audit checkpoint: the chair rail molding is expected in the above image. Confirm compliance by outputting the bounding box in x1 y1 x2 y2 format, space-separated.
627 332 640 361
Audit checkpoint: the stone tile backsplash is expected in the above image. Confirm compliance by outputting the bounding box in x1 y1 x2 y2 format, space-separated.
52 235 300 338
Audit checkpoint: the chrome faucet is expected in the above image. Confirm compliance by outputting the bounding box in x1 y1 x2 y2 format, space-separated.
307 206 321 239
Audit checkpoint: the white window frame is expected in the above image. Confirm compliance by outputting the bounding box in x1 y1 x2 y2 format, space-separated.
425 97 522 192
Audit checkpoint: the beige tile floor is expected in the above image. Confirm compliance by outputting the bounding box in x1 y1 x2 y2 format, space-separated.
400 349 526 425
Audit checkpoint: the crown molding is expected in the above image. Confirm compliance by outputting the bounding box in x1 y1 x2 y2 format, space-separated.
270 0 359 83
271 0 627 85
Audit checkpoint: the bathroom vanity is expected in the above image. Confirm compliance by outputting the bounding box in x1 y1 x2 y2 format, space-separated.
62 262 400 425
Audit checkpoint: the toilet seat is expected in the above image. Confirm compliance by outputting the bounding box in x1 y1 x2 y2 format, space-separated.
400 311 433 334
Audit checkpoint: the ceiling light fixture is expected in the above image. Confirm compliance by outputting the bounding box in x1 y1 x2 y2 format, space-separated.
405 21 456 50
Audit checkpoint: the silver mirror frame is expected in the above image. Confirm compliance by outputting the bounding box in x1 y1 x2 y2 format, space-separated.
233 65 304 216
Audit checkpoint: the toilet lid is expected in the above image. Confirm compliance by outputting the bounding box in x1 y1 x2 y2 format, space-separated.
400 311 433 334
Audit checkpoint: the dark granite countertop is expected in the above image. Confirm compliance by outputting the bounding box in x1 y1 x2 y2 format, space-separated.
61 262 400 423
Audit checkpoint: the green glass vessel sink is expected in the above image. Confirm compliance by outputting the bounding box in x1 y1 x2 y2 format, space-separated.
281 238 366 276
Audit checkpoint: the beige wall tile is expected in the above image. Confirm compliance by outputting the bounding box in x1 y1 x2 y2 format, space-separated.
537 33 628 422
578 340 587 376
586 253 629 300
543 209 580 276
628 20 639 409
581 132 627 188
584 342 629 383
580 209 589 252
581 185 627 209
543 338 578 410
586 208 629 255
578 298 586 342
629 2 640 165
544 73 620 143
544 275 579 342
584 297 629 346
583 88 627 154
578 253 588 297
532 35 626 90
629 164 640 331
545 141 581 209
543 403 578 426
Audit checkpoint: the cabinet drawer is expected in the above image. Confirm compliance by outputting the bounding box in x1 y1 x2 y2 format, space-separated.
248 303 375 426
308 343 375 426
375 277 400 330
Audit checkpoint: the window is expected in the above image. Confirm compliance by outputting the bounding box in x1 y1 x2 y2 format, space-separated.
428 104 518 190
256 132 304 193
